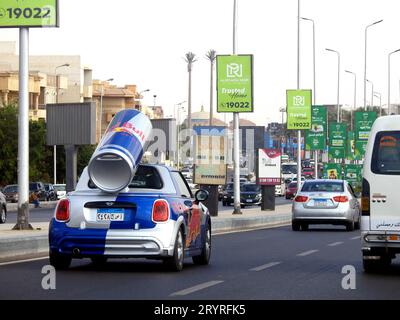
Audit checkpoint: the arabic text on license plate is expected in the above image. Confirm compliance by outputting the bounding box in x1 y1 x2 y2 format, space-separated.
96 209 124 221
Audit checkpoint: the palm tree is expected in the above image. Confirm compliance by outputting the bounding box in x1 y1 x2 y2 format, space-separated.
205 50 217 126
184 52 197 157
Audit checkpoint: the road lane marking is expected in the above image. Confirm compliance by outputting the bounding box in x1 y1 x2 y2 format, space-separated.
328 241 344 247
350 236 361 240
296 250 319 257
0 256 48 267
250 261 282 272
170 280 224 297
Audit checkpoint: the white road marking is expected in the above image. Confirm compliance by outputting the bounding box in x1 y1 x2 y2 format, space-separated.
296 249 319 257
250 261 282 272
328 241 344 247
350 236 361 240
170 280 224 297
0 256 48 267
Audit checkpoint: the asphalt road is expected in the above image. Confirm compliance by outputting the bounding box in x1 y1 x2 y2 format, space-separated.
1 224 399 300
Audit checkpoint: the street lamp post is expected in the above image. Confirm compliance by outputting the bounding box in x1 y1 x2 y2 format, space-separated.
345 70 356 131
99 78 114 139
54 63 70 185
366 79 373 110
326 48 340 123
388 49 400 115
364 19 383 111
174 101 186 169
374 92 382 116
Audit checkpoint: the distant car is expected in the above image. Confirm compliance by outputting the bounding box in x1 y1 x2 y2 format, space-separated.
222 183 234 206
218 185 223 200
275 184 285 197
240 183 261 208
302 167 314 178
29 182 47 201
3 184 18 203
291 179 361 231
181 168 192 180
285 182 298 199
0 191 6 224
54 184 66 200
44 183 58 201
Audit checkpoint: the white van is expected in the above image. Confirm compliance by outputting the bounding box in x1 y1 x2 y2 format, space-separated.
361 115 400 272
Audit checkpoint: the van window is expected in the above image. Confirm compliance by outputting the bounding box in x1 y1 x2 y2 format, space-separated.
371 131 400 175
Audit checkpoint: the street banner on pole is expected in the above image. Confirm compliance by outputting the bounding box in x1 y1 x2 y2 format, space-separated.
257 149 281 185
306 106 326 150
216 55 253 113
344 164 362 188
354 140 368 159
328 122 347 159
0 0 59 28
286 90 312 130
355 111 377 141
347 131 356 161
323 163 342 180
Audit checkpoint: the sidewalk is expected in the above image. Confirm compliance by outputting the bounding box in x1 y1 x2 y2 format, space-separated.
0 203 292 262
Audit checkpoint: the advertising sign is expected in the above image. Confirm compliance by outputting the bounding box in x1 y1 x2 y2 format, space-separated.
354 140 368 159
306 106 327 150
193 135 227 185
217 55 253 113
286 90 312 130
344 164 362 186
0 0 59 28
257 149 281 185
323 163 342 180
355 111 377 141
329 122 347 159
347 131 355 161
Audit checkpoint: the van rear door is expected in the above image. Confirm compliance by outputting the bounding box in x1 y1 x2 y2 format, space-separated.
369 131 400 231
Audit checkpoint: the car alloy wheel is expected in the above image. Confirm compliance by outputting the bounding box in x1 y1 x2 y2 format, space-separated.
0 208 6 224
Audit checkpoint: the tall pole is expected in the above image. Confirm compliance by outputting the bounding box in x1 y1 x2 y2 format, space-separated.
14 28 32 230
326 49 340 122
374 92 382 116
345 70 356 131
232 0 241 214
366 79 373 110
296 0 302 190
364 19 383 111
388 49 400 115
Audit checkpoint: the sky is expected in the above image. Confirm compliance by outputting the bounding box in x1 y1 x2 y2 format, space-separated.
1 0 400 125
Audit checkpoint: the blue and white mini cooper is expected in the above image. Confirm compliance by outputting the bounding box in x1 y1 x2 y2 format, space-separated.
49 164 211 271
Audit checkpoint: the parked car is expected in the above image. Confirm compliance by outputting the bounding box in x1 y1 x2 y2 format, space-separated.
291 179 361 231
0 191 7 223
275 183 285 197
29 182 47 201
49 164 211 271
285 182 298 199
240 183 261 208
3 184 19 203
361 116 400 272
54 184 66 200
44 183 58 201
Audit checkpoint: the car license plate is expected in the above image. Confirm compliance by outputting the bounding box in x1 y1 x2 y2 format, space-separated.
246 199 253 203
314 199 327 207
96 208 124 221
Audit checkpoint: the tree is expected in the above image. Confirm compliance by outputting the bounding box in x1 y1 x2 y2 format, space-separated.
0 104 18 185
205 49 217 126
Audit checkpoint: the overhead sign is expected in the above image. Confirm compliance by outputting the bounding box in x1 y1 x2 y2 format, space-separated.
217 55 253 113
0 0 59 28
355 111 377 141
257 149 281 185
193 135 227 185
323 163 342 180
329 122 347 159
286 89 312 130
306 106 327 150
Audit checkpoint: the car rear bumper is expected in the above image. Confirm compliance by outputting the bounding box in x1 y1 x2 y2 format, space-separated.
361 231 400 256
292 217 350 225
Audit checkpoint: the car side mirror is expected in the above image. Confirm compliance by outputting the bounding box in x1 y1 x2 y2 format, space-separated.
195 189 209 203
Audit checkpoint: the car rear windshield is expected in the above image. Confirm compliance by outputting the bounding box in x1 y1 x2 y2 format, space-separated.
371 131 400 175
4 185 18 193
301 181 344 192
288 182 297 188
54 185 65 192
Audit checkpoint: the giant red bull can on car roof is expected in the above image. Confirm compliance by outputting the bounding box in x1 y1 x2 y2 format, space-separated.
88 109 152 193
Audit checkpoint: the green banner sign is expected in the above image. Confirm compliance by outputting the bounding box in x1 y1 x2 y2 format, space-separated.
344 164 362 186
323 163 342 180
0 0 58 28
347 131 355 161
329 122 347 159
355 140 368 159
306 106 326 150
355 111 377 141
286 89 312 130
217 55 253 113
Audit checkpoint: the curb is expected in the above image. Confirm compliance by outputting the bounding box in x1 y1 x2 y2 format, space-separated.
0 234 48 261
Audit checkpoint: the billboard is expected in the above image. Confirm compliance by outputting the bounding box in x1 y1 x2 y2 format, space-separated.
257 149 281 185
323 163 342 180
328 122 347 159
286 89 312 130
306 106 327 150
355 111 377 141
216 55 253 113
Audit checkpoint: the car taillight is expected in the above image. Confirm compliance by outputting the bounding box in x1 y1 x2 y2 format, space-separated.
152 199 170 223
294 195 308 202
56 198 70 221
333 196 348 203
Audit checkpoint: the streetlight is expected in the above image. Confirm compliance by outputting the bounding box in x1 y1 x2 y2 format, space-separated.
345 70 356 131
175 101 187 169
374 92 382 116
99 78 114 139
54 63 70 185
388 49 400 115
364 19 383 111
326 48 341 122
366 79 373 110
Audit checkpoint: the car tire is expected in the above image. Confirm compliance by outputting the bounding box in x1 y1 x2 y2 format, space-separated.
164 229 184 272
90 256 108 266
346 220 355 232
192 222 211 265
49 251 72 270
0 206 6 224
301 223 309 231
354 216 361 230
292 221 300 231
222 200 226 206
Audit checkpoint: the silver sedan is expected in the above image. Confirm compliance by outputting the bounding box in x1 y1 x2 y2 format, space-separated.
292 179 361 231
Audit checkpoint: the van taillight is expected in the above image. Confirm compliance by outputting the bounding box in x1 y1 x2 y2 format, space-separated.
56 198 70 222
294 196 308 202
152 199 169 222
333 196 349 203
362 178 370 216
